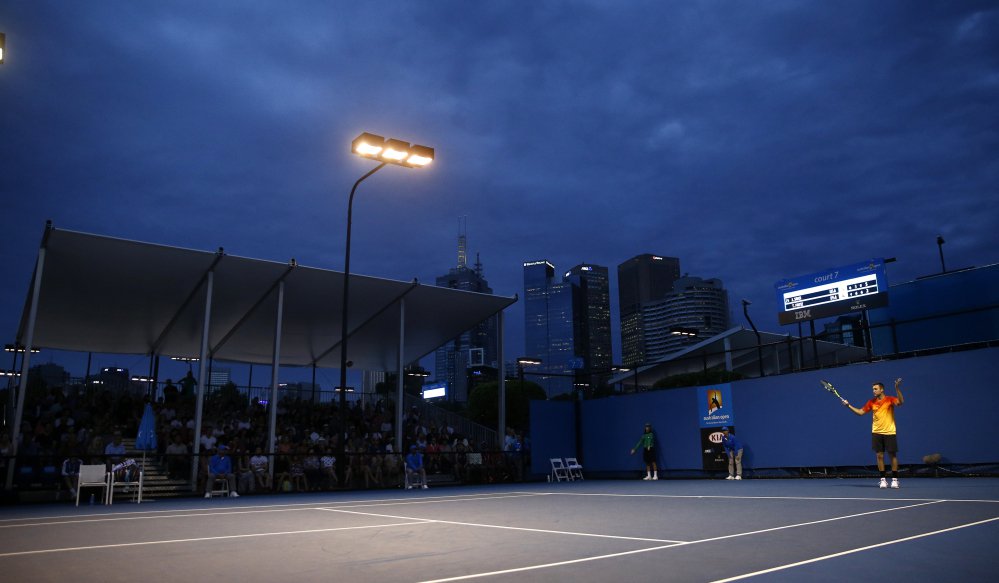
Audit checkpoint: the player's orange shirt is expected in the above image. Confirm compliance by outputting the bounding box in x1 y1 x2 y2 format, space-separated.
861 396 900 435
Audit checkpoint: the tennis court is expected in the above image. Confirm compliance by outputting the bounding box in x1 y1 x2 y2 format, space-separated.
2 478 997 582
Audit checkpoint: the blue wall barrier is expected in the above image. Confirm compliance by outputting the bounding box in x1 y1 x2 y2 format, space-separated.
532 347 999 476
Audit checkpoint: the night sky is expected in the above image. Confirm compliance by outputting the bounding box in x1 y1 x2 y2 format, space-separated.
1 2 997 383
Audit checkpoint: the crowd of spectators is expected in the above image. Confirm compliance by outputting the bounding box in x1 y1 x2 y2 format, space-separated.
1 375 529 499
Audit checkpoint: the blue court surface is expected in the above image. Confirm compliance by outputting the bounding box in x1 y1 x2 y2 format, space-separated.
1 478 997 582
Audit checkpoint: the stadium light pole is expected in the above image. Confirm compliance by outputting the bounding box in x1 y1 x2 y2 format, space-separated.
338 132 433 482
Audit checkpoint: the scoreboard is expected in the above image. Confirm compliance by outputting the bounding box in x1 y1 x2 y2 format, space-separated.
774 259 889 325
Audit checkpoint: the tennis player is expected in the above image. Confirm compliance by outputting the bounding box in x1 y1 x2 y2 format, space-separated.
629 422 658 480
841 378 904 489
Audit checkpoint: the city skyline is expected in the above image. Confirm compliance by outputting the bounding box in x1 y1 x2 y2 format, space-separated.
1 3 996 385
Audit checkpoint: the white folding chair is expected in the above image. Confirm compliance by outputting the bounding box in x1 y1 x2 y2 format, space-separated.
76 464 110 506
550 458 570 482
108 459 143 504
565 457 584 481
405 468 426 490
209 476 230 498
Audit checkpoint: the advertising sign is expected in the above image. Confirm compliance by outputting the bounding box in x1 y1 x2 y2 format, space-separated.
698 385 734 471
698 385 734 428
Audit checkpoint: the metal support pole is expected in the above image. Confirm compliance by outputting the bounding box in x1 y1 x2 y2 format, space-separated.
497 311 506 449
147 355 156 401
862 309 874 361
190 271 214 490
311 364 317 404
267 281 284 488
338 162 386 484
937 235 946 274
797 322 804 371
395 298 405 454
742 300 764 377
5 248 45 490
809 320 818 368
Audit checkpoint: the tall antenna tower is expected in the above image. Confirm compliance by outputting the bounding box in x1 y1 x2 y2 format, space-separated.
457 216 467 269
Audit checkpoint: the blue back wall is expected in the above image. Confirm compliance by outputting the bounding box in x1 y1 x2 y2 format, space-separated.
531 347 999 475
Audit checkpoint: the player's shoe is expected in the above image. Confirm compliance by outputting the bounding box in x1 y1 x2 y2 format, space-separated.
726 475 735 480
652 475 658 480
422 484 429 489
229 491 240 498
890 478 900 489
643 475 652 480
735 475 742 480
879 477 888 489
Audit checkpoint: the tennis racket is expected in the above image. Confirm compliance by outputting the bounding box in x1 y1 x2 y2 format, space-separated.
820 379 843 400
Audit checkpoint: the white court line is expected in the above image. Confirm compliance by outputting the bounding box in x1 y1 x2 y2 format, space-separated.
422 543 683 582
330 493 544 510
418 500 945 582
0 491 531 524
0 492 544 529
322 507 686 544
542 491 999 504
0 520 432 558
710 515 999 582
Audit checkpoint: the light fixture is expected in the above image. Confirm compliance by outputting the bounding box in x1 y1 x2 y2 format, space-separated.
669 326 698 337
405 144 434 167
351 132 433 168
4 344 39 353
380 139 410 161
351 132 385 158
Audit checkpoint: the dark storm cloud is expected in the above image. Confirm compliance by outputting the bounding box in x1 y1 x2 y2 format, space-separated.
1 1 996 374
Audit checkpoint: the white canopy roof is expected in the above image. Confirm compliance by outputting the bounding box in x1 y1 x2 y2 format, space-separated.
17 225 516 370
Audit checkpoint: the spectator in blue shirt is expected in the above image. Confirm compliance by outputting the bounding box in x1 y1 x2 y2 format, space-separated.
721 427 744 480
405 445 428 490
205 445 239 498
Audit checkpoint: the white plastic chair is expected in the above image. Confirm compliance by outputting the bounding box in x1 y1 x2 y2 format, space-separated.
550 458 570 482
76 464 110 506
108 462 143 505
565 457 584 480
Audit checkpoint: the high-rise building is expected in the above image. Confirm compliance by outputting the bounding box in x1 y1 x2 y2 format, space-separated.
524 260 613 396
209 368 231 390
641 276 731 359
617 254 681 366
434 226 496 402
564 264 613 374
523 260 574 396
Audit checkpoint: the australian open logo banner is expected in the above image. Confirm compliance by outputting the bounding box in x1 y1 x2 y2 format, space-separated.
699 384 734 428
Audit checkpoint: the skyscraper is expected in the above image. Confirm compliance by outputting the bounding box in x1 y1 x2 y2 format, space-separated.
564 263 613 374
524 260 612 396
434 227 496 402
641 276 730 359
617 254 681 366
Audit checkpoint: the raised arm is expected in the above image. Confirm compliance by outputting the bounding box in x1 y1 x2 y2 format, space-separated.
894 377 904 406
841 398 865 416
